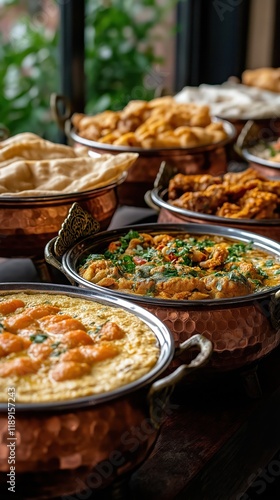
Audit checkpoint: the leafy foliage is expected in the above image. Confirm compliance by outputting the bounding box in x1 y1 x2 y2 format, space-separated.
0 0 176 139
0 4 59 140
85 0 177 114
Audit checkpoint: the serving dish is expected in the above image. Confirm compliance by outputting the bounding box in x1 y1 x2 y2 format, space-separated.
0 176 126 282
150 186 280 242
146 162 280 242
45 211 280 372
51 94 236 207
234 119 280 177
70 118 236 207
0 282 211 499
241 142 280 179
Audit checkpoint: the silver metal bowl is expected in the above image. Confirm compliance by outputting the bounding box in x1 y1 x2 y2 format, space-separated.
45 221 280 372
0 282 211 499
149 186 280 242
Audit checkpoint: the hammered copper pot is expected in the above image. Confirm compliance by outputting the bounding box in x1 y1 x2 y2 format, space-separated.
149 186 280 243
69 120 236 207
51 94 236 207
0 283 212 500
45 221 280 373
0 175 125 263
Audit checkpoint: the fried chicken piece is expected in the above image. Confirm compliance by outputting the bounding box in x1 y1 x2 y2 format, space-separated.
199 243 229 269
172 185 226 214
168 173 222 200
216 202 241 218
223 167 266 186
234 189 278 219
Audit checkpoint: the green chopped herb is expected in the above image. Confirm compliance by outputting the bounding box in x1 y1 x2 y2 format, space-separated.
226 242 253 263
51 341 61 349
162 265 179 277
30 334 49 343
116 255 136 273
265 259 274 267
257 268 269 279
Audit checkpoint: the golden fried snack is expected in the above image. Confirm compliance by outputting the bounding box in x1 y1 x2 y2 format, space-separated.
168 168 280 220
168 173 222 200
72 97 229 149
242 67 280 93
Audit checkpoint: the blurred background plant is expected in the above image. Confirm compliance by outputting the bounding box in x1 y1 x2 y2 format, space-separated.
0 0 59 140
85 0 177 114
0 0 177 140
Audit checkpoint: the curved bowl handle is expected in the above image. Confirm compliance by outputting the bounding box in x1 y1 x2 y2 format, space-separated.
148 334 212 427
44 237 76 286
144 190 160 212
50 93 72 131
175 333 213 367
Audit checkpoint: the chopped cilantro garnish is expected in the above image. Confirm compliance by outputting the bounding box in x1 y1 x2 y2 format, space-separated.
226 241 253 263
30 334 48 343
162 265 179 277
116 255 136 273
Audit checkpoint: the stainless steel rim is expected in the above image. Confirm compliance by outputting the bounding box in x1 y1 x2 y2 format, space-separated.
150 187 280 225
242 148 280 170
69 117 236 154
62 222 280 307
0 282 174 412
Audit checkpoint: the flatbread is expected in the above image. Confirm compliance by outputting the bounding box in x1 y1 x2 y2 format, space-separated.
0 153 138 196
0 133 138 196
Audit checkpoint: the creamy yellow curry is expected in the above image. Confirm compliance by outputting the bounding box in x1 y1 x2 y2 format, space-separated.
78 231 280 300
0 292 159 403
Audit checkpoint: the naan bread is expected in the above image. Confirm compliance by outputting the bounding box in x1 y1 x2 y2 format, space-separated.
0 153 138 196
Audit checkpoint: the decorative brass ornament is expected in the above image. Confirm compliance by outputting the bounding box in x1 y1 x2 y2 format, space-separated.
54 202 100 257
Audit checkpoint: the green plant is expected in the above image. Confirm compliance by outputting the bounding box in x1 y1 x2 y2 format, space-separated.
85 0 177 114
0 1 59 140
0 0 177 139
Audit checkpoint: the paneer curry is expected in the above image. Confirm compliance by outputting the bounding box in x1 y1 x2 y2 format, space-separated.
78 230 280 300
0 292 159 403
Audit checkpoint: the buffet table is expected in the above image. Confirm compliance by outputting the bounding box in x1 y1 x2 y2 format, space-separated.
1 206 280 500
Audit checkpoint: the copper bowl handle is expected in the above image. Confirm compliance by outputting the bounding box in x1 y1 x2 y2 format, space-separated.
148 334 212 425
50 93 72 131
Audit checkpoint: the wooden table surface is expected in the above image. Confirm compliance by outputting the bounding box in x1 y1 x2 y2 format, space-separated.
1 206 280 500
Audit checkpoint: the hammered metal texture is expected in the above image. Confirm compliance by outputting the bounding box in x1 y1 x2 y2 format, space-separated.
74 142 228 207
0 392 157 498
0 188 118 260
141 300 280 372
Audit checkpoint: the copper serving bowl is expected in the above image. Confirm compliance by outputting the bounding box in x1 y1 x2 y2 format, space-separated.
149 186 280 242
69 119 236 207
51 94 236 207
0 282 211 500
0 174 125 264
45 219 280 373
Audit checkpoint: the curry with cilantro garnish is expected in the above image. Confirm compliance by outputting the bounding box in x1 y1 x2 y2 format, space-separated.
0 292 159 403
78 230 280 300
